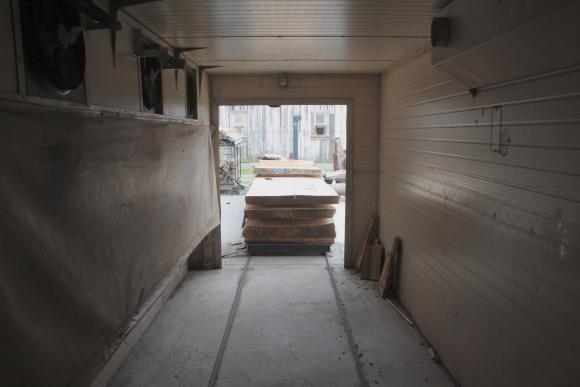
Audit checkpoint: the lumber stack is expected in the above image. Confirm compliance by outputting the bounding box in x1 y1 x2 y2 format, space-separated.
219 159 236 185
243 177 339 253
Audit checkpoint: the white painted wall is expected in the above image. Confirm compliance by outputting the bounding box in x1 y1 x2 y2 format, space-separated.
380 35 580 387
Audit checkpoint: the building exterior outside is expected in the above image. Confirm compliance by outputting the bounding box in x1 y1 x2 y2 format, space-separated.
219 105 347 162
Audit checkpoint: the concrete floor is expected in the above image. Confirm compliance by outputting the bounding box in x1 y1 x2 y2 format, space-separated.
110 196 456 387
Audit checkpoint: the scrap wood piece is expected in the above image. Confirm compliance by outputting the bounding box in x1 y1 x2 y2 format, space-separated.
378 237 401 298
361 239 383 281
354 216 377 271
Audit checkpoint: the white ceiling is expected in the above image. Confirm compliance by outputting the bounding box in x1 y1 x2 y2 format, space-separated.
126 0 435 74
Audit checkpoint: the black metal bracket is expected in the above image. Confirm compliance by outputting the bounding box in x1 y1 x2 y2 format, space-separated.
173 47 208 89
134 30 186 69
198 65 222 94
110 0 160 65
62 0 121 30
174 47 208 58
160 56 186 70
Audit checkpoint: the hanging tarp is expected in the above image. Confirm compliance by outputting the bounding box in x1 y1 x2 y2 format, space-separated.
0 99 220 386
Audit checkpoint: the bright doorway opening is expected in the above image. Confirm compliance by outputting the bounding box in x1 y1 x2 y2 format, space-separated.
218 104 347 258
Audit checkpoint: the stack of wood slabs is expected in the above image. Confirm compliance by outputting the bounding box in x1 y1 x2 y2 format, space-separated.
253 159 322 178
244 177 339 253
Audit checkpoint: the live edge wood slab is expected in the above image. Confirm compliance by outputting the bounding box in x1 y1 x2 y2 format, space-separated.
245 177 339 206
244 204 336 220
253 159 322 178
243 218 336 240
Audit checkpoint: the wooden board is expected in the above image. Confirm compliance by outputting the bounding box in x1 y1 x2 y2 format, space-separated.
378 237 401 298
361 240 383 281
245 237 335 245
354 216 377 270
244 204 336 220
243 218 336 240
253 159 322 177
245 177 339 206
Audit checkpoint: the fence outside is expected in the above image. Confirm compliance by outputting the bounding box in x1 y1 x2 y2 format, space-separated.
219 105 347 162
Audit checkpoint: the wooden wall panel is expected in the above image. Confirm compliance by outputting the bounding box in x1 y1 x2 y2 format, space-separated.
211 74 380 265
379 52 580 387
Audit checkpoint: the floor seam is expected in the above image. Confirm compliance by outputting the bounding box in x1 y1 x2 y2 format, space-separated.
208 255 252 387
324 255 370 387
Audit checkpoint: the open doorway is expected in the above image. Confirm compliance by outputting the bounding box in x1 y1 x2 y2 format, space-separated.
218 104 348 258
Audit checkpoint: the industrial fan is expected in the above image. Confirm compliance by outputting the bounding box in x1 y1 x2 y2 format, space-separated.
20 0 86 95
140 57 163 114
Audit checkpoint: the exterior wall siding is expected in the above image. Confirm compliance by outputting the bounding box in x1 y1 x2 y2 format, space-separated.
379 52 580 387
219 104 348 162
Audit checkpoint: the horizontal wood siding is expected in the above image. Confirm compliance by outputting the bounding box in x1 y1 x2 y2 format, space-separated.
379 53 580 387
211 74 380 265
219 105 347 162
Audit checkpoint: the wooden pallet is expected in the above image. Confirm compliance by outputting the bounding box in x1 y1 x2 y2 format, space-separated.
248 243 331 255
